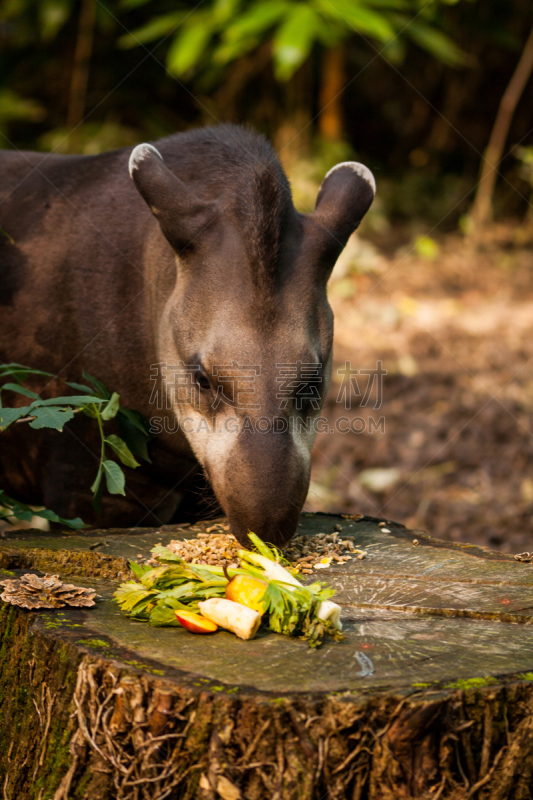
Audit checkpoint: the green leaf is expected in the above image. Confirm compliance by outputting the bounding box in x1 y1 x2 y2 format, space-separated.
36 510 87 529
380 35 406 64
405 19 471 66
0 363 54 381
82 371 110 399
118 12 188 49
223 1 289 43
0 405 31 429
167 18 215 76
0 225 14 244
0 491 84 529
101 392 120 421
117 412 151 463
315 0 396 42
82 404 100 420
214 0 289 64
129 561 153 580
140 565 175 589
9 503 34 522
149 602 184 627
212 0 241 25
273 4 321 80
157 581 201 600
1 383 39 399
64 381 95 394
90 464 103 495
31 395 106 407
114 582 157 613
118 407 150 436
39 0 70 41
28 406 75 431
102 460 126 495
150 545 184 562
104 434 140 469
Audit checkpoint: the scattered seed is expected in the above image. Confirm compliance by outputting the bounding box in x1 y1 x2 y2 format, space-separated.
413 539 419 546
378 521 386 527
381 528 391 534
164 525 361 575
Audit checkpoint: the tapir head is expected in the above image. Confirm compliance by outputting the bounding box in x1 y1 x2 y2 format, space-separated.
129 131 374 547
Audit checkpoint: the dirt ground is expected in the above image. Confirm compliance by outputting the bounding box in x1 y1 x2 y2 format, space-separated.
308 224 533 555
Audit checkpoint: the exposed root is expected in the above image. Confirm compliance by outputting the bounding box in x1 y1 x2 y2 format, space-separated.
32 683 56 779
5 636 533 800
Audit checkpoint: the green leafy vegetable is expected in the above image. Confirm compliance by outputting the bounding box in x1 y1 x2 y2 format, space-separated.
114 533 344 647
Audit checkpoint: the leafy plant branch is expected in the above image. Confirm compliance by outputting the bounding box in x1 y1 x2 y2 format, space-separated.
0 363 151 529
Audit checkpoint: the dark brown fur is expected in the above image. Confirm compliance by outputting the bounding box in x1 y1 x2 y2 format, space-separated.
0 125 373 544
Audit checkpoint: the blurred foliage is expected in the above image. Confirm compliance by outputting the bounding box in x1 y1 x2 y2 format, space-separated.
413 234 440 260
0 88 45 136
0 0 532 225
119 0 471 83
515 145 533 190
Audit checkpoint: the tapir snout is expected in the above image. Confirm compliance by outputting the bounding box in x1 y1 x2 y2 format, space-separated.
207 424 310 548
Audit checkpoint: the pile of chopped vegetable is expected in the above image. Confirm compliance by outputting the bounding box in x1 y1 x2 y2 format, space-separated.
114 533 344 648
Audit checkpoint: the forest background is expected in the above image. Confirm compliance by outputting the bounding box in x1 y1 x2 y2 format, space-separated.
1 0 533 553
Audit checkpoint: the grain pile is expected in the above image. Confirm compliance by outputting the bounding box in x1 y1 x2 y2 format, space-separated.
160 522 365 575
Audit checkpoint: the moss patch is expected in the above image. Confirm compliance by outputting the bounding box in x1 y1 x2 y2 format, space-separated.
75 639 110 649
445 676 498 690
123 660 164 676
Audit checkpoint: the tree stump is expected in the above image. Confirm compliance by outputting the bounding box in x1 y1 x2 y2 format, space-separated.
1 513 533 800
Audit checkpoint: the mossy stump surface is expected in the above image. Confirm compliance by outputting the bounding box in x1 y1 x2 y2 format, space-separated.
1 512 533 800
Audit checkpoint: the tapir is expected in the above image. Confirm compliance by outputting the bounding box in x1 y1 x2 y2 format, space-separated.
0 125 374 546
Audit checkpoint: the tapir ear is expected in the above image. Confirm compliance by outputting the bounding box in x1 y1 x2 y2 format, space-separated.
129 143 212 252
312 162 375 252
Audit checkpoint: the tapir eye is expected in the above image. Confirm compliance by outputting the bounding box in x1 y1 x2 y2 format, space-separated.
195 369 211 392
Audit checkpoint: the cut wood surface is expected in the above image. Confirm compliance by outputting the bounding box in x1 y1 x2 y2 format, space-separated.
1 512 533 799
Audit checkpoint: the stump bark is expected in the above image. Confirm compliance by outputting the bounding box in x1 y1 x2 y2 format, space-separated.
1 513 533 800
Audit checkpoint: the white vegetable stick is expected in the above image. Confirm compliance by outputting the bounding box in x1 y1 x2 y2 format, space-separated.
239 551 302 587
316 600 343 630
198 598 261 640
